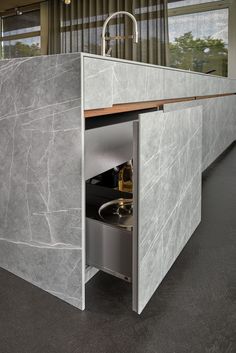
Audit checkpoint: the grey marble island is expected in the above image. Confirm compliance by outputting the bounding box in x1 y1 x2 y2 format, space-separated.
0 53 235 314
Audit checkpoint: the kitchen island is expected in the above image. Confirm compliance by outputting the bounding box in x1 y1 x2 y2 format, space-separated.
0 53 235 314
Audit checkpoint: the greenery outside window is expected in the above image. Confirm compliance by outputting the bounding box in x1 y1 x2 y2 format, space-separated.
168 0 229 76
0 7 41 59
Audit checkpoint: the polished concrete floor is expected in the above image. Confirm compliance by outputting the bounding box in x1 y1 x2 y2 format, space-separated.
0 143 236 353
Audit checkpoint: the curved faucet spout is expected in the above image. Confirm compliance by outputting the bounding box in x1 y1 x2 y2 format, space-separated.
101 11 139 57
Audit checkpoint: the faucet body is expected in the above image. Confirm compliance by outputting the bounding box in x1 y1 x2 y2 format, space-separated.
101 11 138 57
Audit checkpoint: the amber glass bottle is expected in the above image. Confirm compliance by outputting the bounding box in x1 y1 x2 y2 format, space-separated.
118 161 133 193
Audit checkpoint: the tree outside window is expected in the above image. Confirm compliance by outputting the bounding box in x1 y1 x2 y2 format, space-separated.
169 32 228 76
168 2 229 76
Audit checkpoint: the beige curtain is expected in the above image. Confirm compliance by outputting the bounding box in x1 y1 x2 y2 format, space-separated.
48 0 169 66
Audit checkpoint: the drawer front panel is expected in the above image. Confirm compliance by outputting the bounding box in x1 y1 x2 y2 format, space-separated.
133 107 202 314
163 95 236 171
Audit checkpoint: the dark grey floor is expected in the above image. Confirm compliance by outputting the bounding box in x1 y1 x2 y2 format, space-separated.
1 143 236 353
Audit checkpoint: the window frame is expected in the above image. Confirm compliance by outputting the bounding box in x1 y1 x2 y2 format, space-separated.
0 2 48 58
168 0 230 17
168 0 230 76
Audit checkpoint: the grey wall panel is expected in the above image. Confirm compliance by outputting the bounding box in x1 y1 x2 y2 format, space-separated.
0 54 85 310
83 57 114 110
164 95 236 171
112 61 165 104
83 54 236 111
133 107 202 314
0 240 83 308
201 96 236 170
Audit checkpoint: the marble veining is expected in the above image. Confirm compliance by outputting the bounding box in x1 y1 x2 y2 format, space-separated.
134 107 202 314
164 95 236 170
83 55 236 110
0 53 85 309
0 53 235 314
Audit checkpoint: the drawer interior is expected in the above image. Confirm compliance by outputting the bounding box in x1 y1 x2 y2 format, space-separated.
86 183 133 282
85 109 158 180
85 121 133 180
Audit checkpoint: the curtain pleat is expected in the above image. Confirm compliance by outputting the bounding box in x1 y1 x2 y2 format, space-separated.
48 0 169 66
48 0 60 54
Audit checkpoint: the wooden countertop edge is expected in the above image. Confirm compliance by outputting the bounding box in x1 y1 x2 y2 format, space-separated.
84 93 236 118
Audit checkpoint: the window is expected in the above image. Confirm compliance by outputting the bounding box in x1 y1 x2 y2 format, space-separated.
168 0 221 9
0 8 41 59
168 0 229 76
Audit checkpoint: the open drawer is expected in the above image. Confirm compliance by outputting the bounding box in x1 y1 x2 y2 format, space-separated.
85 121 133 180
85 106 202 314
86 184 132 282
